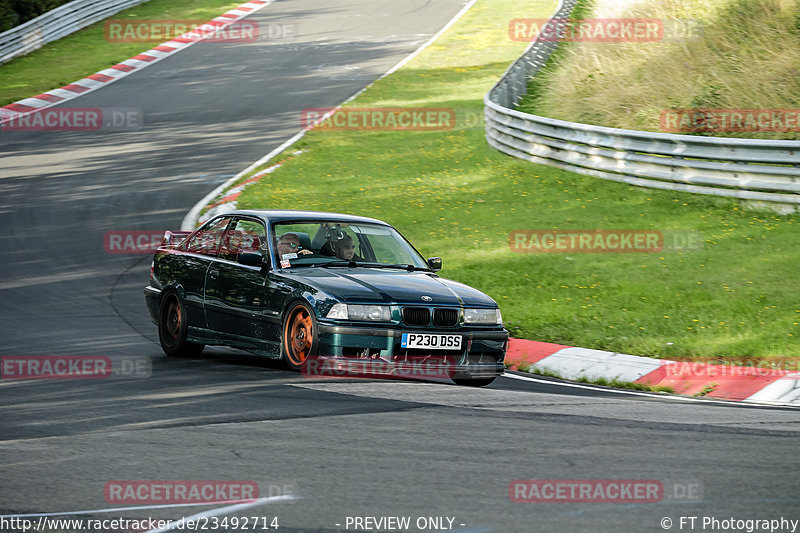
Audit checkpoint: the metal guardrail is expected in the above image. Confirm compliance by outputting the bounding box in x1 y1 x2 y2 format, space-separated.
484 0 800 207
0 0 146 65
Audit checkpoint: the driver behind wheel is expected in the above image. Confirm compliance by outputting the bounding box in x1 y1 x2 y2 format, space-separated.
277 232 312 259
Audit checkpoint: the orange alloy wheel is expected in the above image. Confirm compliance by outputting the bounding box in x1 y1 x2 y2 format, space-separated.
284 305 315 366
164 297 181 346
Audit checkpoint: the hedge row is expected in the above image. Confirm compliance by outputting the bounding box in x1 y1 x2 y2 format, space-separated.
0 0 76 33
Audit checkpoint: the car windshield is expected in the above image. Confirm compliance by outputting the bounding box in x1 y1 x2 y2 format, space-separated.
273 221 429 269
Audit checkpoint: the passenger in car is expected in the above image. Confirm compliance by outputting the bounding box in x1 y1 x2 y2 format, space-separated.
321 234 361 261
335 235 358 261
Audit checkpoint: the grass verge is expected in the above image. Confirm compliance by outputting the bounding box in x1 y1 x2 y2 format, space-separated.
514 363 676 394
0 0 244 107
228 0 799 363
517 0 800 139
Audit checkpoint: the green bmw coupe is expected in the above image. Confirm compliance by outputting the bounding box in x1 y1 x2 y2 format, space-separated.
145 210 507 386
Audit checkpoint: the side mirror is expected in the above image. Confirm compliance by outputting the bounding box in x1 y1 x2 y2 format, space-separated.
427 257 442 272
238 251 267 269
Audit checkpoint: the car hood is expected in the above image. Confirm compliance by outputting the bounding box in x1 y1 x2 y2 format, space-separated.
289 268 498 307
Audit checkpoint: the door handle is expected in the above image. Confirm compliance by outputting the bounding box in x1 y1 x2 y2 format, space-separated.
209 269 219 279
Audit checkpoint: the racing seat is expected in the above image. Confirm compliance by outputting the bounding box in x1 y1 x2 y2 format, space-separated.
320 241 335 256
295 232 312 251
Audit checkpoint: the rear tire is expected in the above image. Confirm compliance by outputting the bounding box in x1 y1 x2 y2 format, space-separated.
281 301 318 371
158 292 204 357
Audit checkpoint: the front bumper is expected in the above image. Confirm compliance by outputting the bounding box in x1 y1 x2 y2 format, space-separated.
314 322 508 379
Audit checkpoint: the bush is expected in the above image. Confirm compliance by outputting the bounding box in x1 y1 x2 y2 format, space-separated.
0 0 76 33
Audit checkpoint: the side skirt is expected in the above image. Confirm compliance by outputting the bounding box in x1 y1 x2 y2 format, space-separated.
187 326 281 359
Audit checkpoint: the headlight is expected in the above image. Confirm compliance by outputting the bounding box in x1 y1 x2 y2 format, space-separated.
326 303 391 322
463 308 502 325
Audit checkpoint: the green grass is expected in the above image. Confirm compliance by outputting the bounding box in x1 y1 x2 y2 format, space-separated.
517 0 800 139
0 0 244 107
692 383 719 397
226 0 800 363
578 376 675 395
526 366 676 394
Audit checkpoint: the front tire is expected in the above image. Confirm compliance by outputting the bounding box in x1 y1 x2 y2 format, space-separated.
158 292 204 357
281 301 318 371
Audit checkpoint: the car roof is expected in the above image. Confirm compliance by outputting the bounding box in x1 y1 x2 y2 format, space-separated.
226 209 392 226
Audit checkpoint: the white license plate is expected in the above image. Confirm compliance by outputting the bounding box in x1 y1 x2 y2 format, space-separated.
401 333 462 350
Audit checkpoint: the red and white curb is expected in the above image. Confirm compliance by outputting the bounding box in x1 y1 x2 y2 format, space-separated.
506 339 800 406
0 0 273 125
181 0 482 231
164 0 798 408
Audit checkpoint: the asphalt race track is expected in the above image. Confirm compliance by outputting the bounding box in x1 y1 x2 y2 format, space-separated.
1 1 799 532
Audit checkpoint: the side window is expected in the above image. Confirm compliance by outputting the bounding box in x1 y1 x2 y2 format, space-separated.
219 218 266 263
184 217 231 257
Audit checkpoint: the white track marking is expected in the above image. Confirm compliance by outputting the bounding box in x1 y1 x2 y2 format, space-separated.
0 496 296 519
182 0 481 230
381 0 480 78
502 372 799 409
0 0 275 126
145 496 295 533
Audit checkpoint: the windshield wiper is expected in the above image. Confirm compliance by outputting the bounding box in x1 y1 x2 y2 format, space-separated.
364 263 430 272
308 261 429 271
310 260 359 268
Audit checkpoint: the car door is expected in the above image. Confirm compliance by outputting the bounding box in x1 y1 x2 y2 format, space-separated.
262 223 316 349
204 217 272 347
178 216 232 330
